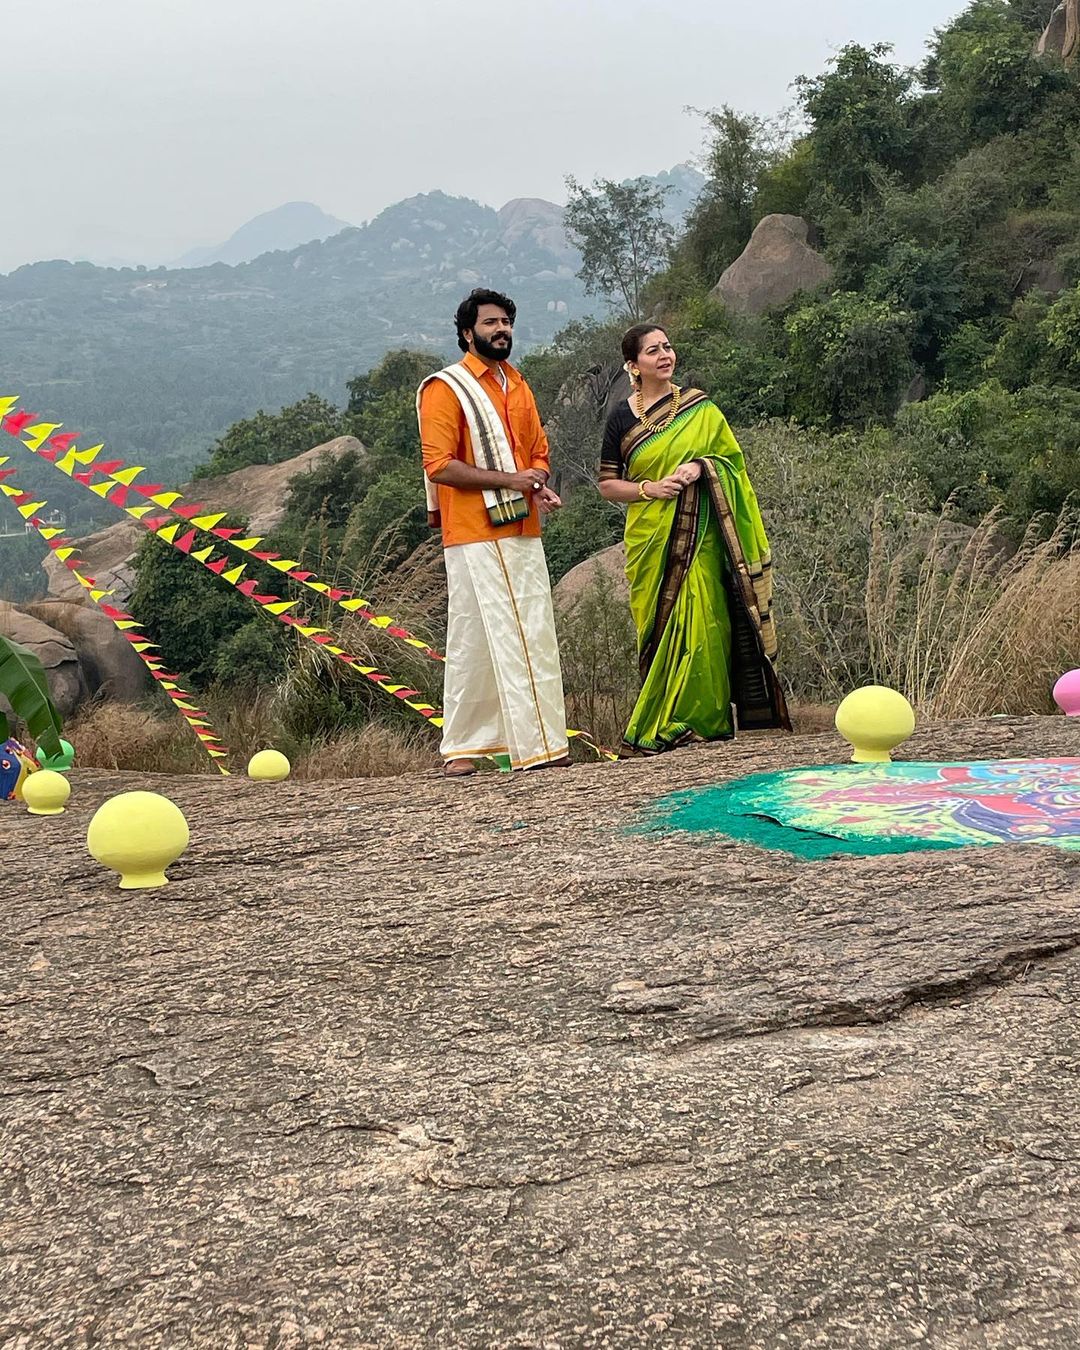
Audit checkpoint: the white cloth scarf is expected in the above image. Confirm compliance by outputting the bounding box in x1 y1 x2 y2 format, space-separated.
417 362 528 528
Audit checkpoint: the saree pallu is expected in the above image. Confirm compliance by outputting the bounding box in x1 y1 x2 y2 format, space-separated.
620 391 789 754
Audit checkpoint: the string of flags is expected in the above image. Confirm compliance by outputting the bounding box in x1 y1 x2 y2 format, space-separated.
0 400 445 727
0 395 616 761
0 457 231 773
0 398 446 662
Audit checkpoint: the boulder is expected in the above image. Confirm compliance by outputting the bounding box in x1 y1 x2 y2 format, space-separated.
22 600 149 701
191 435 365 537
1036 1 1079 64
553 543 629 614
42 519 141 605
712 214 834 316
1019 257 1068 297
0 601 87 718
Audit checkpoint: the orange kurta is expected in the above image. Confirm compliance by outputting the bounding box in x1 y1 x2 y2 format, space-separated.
419 353 551 548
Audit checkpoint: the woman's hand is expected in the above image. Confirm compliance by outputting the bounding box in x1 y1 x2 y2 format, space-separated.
644 476 685 500
672 461 702 487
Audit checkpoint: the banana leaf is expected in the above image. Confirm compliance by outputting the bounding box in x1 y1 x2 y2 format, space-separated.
0 634 64 760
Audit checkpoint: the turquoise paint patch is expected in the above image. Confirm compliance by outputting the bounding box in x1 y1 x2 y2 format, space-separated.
636 760 1080 858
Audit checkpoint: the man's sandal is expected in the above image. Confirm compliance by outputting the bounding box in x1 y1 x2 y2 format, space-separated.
443 758 477 778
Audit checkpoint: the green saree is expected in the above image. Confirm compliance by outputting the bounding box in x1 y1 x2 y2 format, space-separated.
617 390 789 755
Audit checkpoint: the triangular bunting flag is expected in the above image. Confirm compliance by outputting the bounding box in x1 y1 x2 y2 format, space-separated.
22 422 62 450
2 410 36 435
110 465 146 486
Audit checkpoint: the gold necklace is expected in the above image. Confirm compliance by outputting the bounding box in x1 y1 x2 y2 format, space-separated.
634 384 681 434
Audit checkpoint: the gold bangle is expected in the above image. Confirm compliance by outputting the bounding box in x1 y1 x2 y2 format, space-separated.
638 481 650 501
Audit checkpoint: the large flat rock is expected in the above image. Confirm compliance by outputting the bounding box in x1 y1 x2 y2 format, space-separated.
3 716 1080 1346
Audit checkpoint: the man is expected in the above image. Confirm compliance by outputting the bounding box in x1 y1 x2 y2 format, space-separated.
417 287 570 778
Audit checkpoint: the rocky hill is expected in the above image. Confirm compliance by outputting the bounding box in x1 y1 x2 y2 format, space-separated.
1 167 703 469
4 713 1080 1345
172 201 353 269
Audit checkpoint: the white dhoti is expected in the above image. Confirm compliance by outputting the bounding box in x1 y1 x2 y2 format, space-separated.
441 536 568 769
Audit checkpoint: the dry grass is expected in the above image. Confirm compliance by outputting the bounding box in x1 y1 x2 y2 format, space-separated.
787 700 839 735
64 702 192 773
292 723 438 779
866 504 1080 718
65 696 438 780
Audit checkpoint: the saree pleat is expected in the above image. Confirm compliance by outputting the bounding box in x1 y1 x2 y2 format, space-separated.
619 392 789 754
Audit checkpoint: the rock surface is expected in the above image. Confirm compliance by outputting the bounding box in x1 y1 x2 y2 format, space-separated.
553 540 628 613
1036 1 1079 65
713 214 834 316
0 599 87 716
3 715 1080 1345
22 599 149 701
42 435 366 605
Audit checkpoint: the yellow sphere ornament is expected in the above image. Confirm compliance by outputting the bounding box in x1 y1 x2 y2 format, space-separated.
21 769 71 816
247 749 291 782
835 686 916 763
86 791 190 890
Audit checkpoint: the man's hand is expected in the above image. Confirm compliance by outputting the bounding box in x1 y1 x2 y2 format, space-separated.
535 486 562 515
504 469 548 493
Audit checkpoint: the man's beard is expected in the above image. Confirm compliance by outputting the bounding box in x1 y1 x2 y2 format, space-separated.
473 332 513 361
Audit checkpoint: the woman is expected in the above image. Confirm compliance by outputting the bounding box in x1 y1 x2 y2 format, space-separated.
598 324 789 755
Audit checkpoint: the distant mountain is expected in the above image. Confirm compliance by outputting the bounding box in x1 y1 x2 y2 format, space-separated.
0 167 697 466
173 202 352 268
645 163 707 226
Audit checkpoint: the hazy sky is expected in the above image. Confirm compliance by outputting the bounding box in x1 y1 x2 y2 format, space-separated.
0 0 969 274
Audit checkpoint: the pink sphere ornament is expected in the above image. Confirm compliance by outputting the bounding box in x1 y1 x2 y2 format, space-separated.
1053 669 1080 716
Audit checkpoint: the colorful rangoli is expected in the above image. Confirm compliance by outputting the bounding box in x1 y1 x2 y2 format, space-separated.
643 758 1080 857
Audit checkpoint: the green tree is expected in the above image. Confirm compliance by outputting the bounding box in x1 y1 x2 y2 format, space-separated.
346 348 442 419
196 393 350 478
0 534 49 604
677 107 776 283
342 466 428 571
1040 280 1080 380
784 292 916 427
895 377 1080 519
864 240 966 370
926 0 1069 143
563 176 674 318
754 138 815 221
540 491 625 586
1006 0 1058 33
797 44 924 208
282 448 370 532
129 532 288 689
